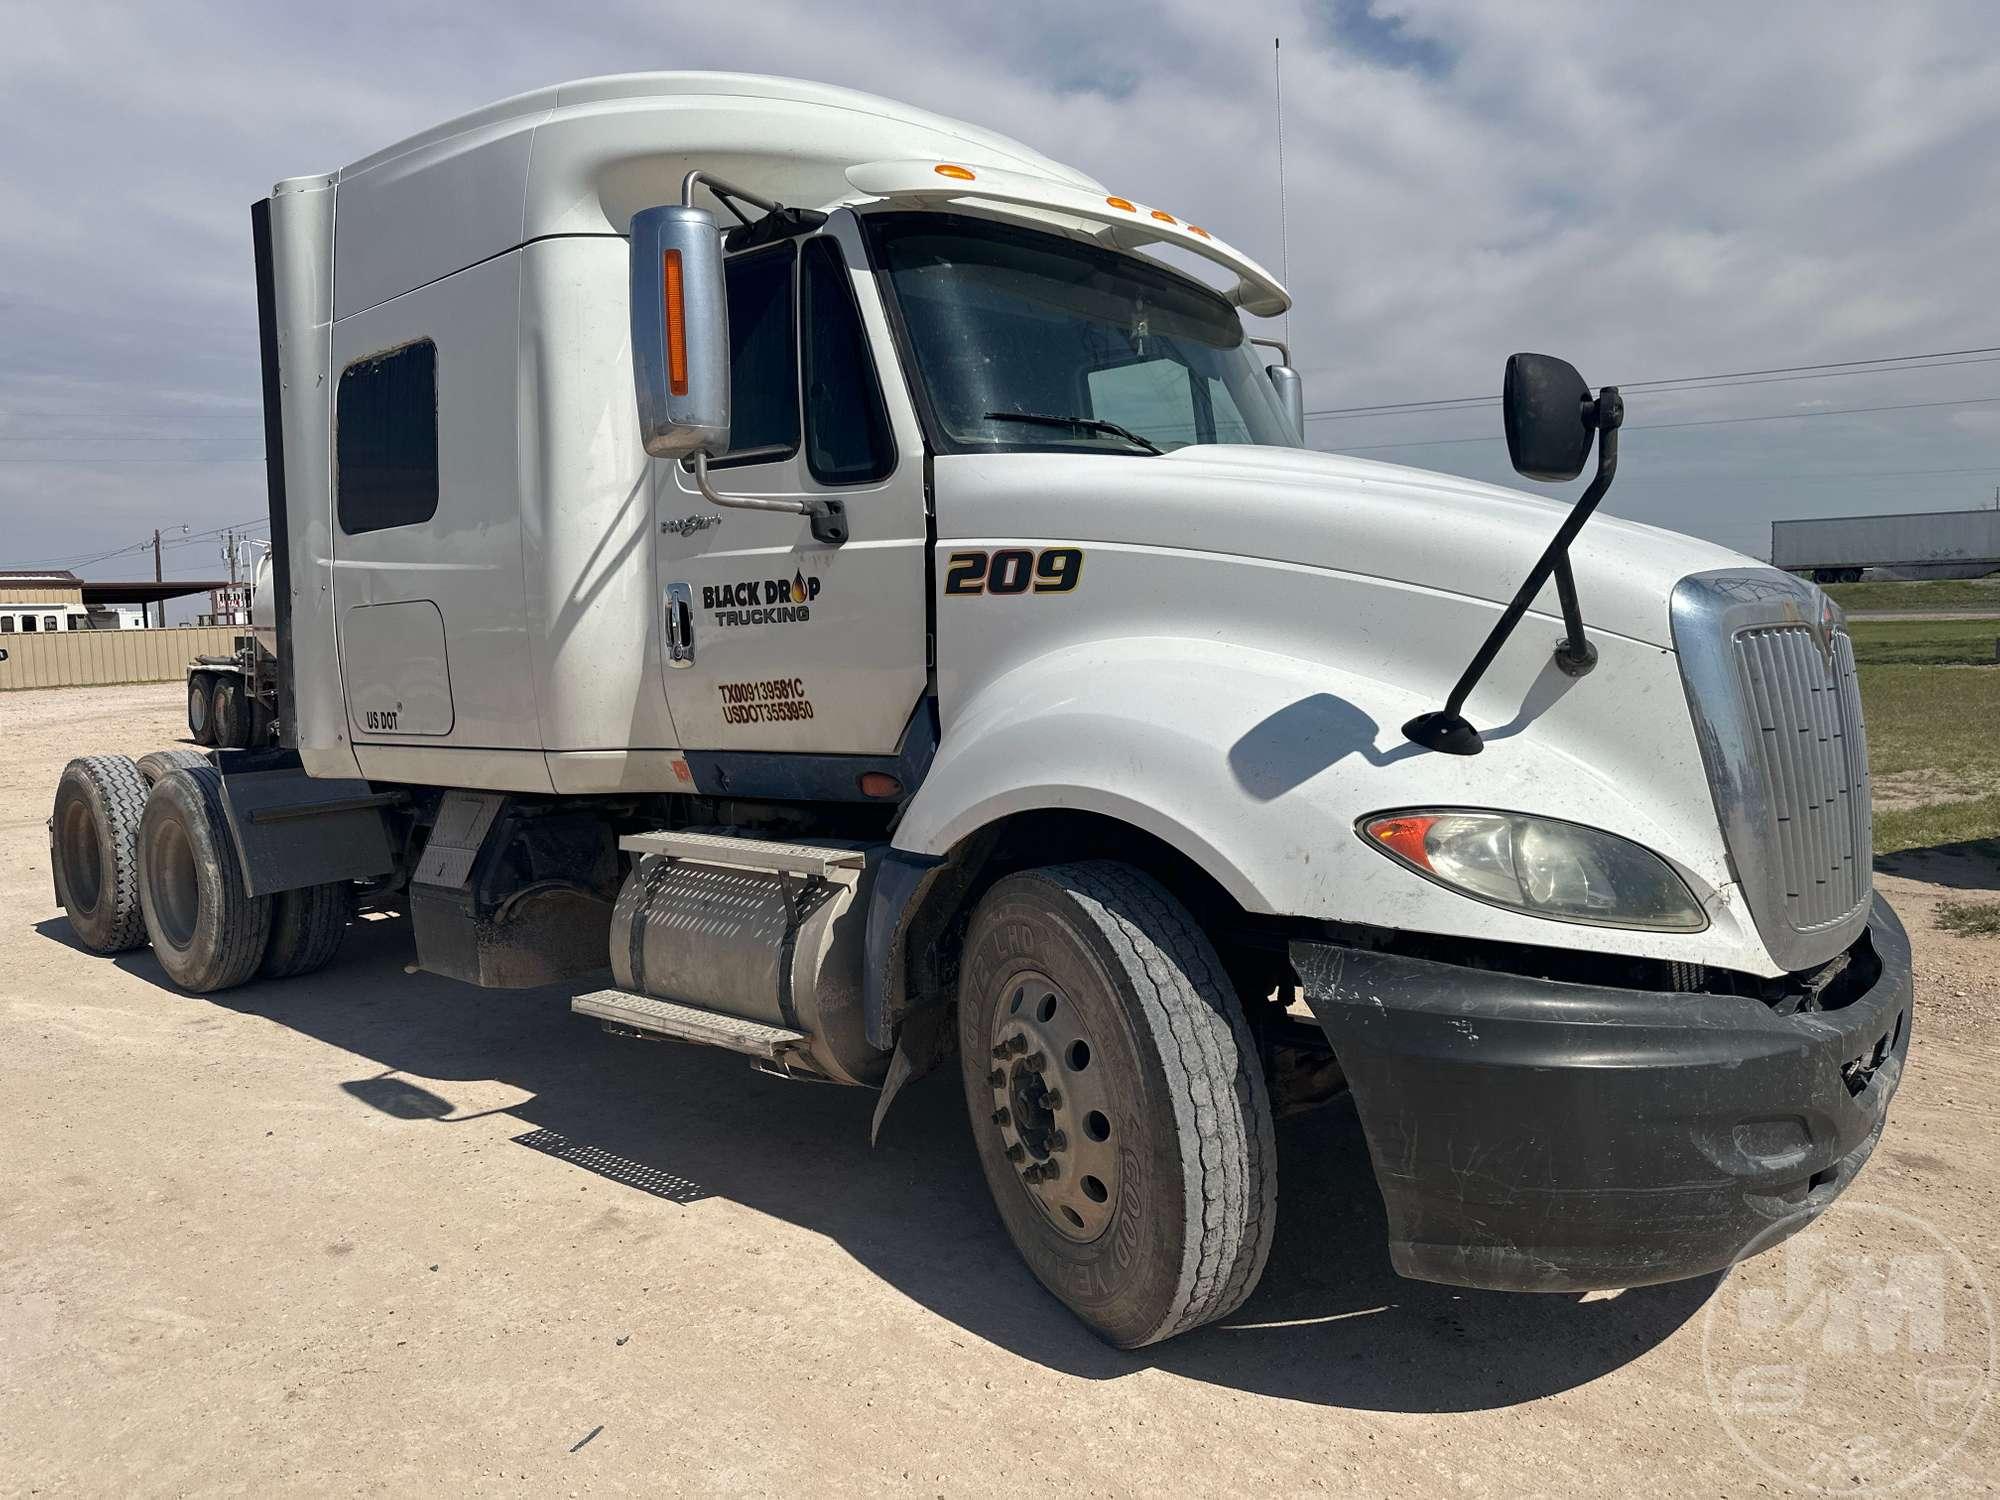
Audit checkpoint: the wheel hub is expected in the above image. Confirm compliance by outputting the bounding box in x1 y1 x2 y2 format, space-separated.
985 969 1120 1243
59 799 103 913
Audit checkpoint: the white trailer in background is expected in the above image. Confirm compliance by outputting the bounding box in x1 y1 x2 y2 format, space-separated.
1772 505 2000 582
49 73 1913 1350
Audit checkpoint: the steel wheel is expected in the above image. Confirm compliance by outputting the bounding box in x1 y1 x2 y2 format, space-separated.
983 970 1121 1242
957 861 1276 1348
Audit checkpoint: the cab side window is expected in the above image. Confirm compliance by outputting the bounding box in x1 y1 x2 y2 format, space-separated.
718 245 799 465
337 338 439 536
800 237 894 484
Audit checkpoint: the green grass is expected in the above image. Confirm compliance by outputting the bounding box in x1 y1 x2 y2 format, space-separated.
1824 576 2000 613
1847 617 2000 667
1860 658 2000 853
1935 899 2000 937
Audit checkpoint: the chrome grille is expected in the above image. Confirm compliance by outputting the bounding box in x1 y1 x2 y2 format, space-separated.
1672 569 1876 972
1732 626 1872 931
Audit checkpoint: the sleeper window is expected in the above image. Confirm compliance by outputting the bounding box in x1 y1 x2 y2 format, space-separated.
337 339 439 535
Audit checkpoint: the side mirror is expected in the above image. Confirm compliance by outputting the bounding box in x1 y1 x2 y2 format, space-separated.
1265 364 1306 444
630 205 730 459
1502 352 1593 482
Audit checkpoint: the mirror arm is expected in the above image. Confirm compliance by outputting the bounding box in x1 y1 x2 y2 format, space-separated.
1248 334 1292 365
1550 554 1598 678
1403 391 1620 755
692 452 849 546
681 170 783 220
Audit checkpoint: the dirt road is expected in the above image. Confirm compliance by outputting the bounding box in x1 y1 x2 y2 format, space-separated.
3 684 1996 1495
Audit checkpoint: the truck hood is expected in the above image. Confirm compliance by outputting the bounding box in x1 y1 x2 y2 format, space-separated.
936 444 1754 649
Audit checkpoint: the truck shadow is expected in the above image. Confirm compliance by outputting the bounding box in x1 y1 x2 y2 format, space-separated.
1875 840 2000 892
40 910 1716 1413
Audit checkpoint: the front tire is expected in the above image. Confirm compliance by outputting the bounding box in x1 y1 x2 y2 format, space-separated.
957 861 1276 1348
137 766 272 992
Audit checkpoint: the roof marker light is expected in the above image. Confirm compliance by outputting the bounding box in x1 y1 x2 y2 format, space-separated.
1150 209 1177 224
1105 196 1136 212
935 163 977 181
1187 224 1211 238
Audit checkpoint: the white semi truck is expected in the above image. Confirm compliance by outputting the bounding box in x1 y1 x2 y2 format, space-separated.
50 74 1910 1348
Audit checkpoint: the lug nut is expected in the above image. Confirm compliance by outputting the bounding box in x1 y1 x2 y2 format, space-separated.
1049 1130 1068 1153
1039 1157 1060 1180
1022 1167 1041 1185
987 1068 1006 1088
991 1042 1009 1060
1006 1034 1028 1055
991 1107 1011 1127
1042 1089 1063 1110
1006 1143 1026 1163
1023 1051 1046 1073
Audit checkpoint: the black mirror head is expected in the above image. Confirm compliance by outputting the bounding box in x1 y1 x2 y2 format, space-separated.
1503 352 1593 482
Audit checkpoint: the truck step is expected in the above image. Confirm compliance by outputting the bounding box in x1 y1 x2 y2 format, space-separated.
572 989 809 1059
618 829 866 880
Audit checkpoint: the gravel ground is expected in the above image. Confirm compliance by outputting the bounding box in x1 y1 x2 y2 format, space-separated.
2 683 1996 1496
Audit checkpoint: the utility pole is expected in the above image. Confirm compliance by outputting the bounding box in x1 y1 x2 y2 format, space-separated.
153 528 164 629
1273 37 1290 350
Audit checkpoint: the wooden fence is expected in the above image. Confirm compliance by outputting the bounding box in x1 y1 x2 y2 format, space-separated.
0 627 241 692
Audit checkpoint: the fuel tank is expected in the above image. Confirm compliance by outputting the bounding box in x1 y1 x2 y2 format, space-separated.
608 833 888 1086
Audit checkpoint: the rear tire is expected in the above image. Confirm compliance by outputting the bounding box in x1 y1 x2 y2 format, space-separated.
261 881 355 980
211 676 246 750
137 766 272 992
51 754 151 953
956 861 1277 1348
188 674 215 746
137 749 211 787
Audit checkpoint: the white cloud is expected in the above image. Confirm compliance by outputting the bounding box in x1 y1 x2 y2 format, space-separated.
4 0 2000 581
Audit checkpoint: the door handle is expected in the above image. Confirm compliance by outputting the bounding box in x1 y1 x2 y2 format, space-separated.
665 582 695 667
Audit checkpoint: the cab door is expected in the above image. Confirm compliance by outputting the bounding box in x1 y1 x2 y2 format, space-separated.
655 216 928 756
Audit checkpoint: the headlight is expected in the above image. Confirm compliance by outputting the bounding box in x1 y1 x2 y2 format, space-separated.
1359 809 1707 932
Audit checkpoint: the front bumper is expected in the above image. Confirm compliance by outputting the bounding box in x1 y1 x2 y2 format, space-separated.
1292 896 1913 1292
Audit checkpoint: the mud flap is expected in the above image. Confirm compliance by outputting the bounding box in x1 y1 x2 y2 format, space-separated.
870 1001 956 1147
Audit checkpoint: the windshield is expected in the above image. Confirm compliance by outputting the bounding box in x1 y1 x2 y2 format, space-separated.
865 212 1298 455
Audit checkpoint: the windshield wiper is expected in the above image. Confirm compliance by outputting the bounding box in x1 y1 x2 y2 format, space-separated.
982 410 1162 455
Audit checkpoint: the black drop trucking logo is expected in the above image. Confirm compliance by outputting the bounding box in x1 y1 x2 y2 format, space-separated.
704 570 822 627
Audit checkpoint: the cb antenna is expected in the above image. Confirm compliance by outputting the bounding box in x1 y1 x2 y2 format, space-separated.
1273 36 1290 347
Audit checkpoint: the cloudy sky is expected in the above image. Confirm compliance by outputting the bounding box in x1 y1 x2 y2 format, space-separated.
5 0 2000 613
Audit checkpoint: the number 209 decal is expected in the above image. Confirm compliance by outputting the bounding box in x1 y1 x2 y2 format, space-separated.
942 547 1084 597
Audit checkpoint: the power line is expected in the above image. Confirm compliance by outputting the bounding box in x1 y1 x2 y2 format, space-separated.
0 457 267 464
1303 343 2000 420
0 410 261 420
19 517 266 570
1326 393 2000 453
1307 353 2000 420
0 436 266 443
1646 463 2000 485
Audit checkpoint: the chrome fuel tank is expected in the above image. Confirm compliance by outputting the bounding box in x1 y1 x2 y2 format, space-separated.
609 833 888 1086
